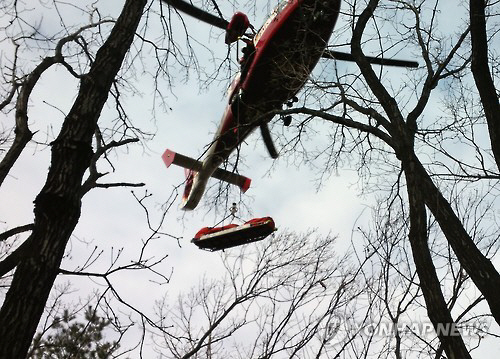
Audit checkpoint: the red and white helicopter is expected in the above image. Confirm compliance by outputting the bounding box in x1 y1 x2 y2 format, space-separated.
162 0 417 211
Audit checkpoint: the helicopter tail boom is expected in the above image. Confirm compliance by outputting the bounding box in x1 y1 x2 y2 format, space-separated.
162 149 251 192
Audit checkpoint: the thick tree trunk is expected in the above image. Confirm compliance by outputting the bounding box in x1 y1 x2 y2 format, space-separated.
0 1 147 358
470 0 500 171
404 158 472 359
408 151 500 326
351 0 500 327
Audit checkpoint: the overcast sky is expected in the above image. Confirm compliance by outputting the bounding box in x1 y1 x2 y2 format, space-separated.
1 0 499 356
0 1 371 351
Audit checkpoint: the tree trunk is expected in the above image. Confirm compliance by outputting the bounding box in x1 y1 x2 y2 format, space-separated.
408 151 500 326
470 0 500 171
350 0 500 327
0 55 59 186
404 157 472 359
0 1 147 358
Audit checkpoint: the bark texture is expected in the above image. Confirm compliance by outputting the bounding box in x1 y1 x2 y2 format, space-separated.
0 1 147 358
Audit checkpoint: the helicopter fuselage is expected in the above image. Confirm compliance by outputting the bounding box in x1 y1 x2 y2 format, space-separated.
165 0 342 210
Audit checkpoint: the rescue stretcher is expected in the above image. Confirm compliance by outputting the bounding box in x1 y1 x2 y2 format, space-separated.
192 217 276 251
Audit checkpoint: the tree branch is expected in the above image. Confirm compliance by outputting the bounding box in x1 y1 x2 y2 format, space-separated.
0 223 33 242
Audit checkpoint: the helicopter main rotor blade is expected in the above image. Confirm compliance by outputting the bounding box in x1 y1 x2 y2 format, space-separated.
323 50 419 68
161 0 229 30
260 123 278 159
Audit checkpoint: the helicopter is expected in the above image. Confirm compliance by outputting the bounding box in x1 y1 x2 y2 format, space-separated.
162 0 418 210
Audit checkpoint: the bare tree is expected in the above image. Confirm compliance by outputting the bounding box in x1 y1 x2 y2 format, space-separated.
153 204 495 358
153 231 370 359
0 0 236 356
350 196 494 359
1 0 499 357
267 0 500 356
0 1 178 357
0 3 146 357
